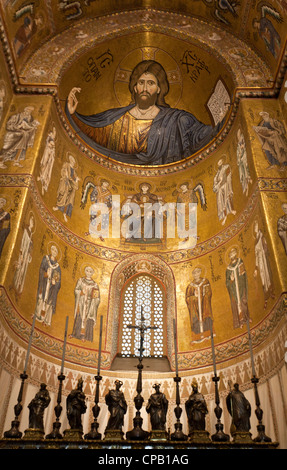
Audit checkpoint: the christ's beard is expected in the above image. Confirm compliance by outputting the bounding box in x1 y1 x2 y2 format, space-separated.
135 92 157 110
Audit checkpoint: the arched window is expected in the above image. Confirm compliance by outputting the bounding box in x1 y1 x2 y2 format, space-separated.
120 274 166 358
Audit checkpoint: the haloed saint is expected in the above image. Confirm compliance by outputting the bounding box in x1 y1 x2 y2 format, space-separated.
34 244 61 327
70 266 100 343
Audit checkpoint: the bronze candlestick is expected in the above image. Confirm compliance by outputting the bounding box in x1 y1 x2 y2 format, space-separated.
126 306 153 440
85 315 103 440
4 312 37 439
46 316 69 439
246 318 271 443
210 320 229 442
4 372 28 439
170 319 187 441
46 372 66 439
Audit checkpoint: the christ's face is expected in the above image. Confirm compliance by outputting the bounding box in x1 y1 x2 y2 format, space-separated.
134 72 160 109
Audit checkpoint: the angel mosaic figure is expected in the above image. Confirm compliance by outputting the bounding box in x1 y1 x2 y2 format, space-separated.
80 177 113 240
173 181 206 241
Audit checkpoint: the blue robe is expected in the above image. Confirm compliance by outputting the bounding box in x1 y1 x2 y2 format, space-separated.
66 103 224 165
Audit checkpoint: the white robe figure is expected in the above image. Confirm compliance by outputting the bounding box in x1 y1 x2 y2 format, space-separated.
213 159 236 225
254 223 274 308
0 107 40 168
13 217 34 294
237 129 252 196
37 127 56 195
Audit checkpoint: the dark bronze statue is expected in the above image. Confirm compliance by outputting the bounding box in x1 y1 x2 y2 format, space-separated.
28 383 51 431
105 380 127 431
66 377 87 430
185 380 208 433
146 383 168 431
226 382 251 433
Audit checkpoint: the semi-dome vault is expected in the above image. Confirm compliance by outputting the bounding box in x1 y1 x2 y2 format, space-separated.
0 0 286 447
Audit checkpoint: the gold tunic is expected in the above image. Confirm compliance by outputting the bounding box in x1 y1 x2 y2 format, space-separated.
74 112 152 154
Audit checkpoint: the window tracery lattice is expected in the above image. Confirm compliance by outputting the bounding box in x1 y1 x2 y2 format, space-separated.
121 275 164 358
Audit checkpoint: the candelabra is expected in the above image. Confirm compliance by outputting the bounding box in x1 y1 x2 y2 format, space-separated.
4 372 28 439
126 361 149 440
170 319 187 441
4 312 37 439
170 376 187 441
84 374 102 440
46 316 69 439
85 315 103 440
46 372 66 439
210 320 229 442
246 319 271 443
211 375 230 442
126 308 151 440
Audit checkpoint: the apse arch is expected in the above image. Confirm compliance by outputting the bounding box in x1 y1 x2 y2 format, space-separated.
106 253 176 370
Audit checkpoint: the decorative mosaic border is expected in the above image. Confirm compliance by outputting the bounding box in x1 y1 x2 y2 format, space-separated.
20 10 271 86
258 178 287 192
